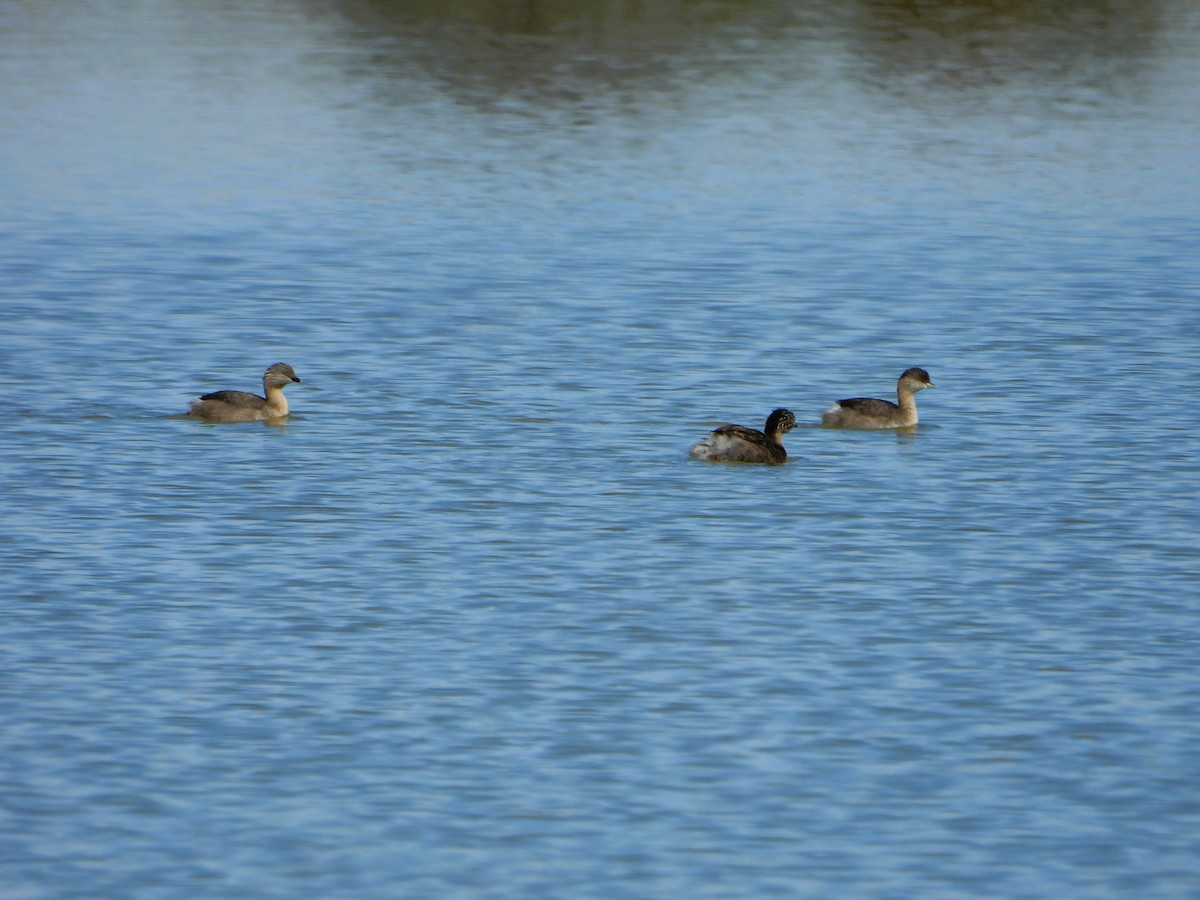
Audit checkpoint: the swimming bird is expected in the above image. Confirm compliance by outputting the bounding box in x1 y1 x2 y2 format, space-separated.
821 367 935 429
689 408 797 464
187 362 302 423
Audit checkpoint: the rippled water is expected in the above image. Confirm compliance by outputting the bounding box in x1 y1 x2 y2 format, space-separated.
2 1 1199 896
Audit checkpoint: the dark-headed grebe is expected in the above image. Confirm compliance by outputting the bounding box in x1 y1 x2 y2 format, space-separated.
821 367 934 429
187 362 302 423
690 408 797 464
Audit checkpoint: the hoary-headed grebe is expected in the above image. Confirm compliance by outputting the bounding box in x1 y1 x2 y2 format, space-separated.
690 408 797 464
187 362 302 423
821 367 935 429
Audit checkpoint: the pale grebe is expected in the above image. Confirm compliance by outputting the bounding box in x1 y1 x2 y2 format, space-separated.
689 408 797 464
187 363 302 423
821 367 935 429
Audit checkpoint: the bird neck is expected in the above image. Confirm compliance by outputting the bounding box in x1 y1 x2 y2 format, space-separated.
263 383 290 416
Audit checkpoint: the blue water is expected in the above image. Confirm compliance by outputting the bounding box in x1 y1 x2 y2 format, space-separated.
2 1 1199 896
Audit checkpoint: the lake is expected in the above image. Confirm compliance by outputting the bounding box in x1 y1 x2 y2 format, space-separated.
1 0 1198 896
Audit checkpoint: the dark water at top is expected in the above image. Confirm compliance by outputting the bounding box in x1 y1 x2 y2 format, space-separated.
2 1 1199 896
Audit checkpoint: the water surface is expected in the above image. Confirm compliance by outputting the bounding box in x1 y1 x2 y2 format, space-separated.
2 1 1199 896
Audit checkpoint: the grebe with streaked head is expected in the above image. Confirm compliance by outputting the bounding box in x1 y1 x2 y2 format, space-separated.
187 363 302 423
821 367 935 429
690 408 797 464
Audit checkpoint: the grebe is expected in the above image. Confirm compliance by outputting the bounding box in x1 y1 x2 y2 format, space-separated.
187 362 302 423
821 367 935 429
690 408 797 464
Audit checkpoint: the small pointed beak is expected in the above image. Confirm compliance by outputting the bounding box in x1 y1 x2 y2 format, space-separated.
293 376 302 383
